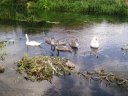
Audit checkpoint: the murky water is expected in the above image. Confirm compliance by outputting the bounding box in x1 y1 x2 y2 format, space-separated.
0 20 128 96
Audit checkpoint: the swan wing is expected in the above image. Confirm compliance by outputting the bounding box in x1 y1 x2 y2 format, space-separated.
90 40 99 48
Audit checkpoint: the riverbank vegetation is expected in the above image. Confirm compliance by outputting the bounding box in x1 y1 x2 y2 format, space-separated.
17 55 128 89
36 0 128 16
0 0 128 23
0 41 6 73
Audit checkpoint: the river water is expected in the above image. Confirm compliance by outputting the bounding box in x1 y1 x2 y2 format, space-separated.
0 17 128 96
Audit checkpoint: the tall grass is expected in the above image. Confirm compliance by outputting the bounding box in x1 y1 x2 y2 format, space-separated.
0 0 16 19
0 0 127 23
36 0 128 16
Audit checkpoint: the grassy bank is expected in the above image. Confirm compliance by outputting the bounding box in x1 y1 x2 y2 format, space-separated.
36 0 128 16
0 0 128 23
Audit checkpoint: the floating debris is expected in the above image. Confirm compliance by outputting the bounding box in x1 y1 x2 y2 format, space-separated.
0 41 6 48
0 41 6 61
16 55 75 82
16 55 128 89
78 69 128 88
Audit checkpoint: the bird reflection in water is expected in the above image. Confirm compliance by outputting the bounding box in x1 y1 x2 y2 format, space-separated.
90 48 99 58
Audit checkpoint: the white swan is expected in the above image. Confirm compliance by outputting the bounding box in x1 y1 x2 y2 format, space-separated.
25 34 42 46
90 36 99 49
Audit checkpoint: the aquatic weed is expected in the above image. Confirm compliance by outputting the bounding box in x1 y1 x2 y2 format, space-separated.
17 55 75 82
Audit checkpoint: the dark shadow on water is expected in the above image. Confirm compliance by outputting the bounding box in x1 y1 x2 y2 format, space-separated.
41 74 128 96
41 75 81 96
72 48 78 56
41 75 114 96
90 82 113 96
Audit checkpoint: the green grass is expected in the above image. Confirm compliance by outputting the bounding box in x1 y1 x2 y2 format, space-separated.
36 0 128 16
0 0 128 23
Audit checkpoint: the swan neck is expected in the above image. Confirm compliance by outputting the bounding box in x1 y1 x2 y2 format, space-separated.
26 34 29 42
